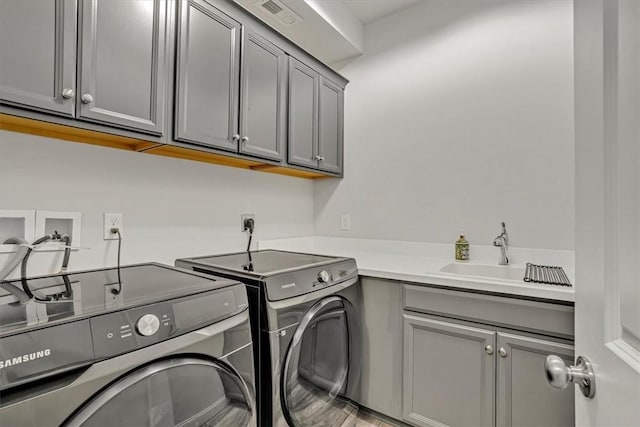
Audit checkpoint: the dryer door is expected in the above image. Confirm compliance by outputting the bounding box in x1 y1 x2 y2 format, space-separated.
64 357 253 427
281 296 362 427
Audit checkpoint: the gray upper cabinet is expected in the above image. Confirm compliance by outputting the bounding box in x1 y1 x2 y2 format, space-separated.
78 0 167 135
239 29 287 162
318 77 344 174
403 314 496 427
1 0 347 177
496 333 574 427
175 0 241 152
288 57 319 169
0 0 77 117
288 57 345 174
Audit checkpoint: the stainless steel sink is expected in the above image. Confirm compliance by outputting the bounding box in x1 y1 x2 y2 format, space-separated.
439 263 525 281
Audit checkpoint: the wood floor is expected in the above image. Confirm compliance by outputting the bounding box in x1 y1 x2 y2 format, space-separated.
286 376 399 427
352 410 397 427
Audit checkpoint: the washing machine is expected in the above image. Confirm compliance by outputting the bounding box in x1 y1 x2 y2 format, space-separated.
0 263 255 426
176 250 363 427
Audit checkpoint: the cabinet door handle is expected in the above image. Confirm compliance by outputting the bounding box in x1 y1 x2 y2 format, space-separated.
232 134 240 142
241 136 249 143
498 347 508 358
314 155 325 161
81 93 94 104
61 88 75 99
485 345 494 355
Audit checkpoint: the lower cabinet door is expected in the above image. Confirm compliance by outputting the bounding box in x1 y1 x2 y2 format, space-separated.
402 314 496 427
496 333 575 427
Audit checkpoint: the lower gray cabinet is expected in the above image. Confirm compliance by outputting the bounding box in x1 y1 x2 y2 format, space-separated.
402 312 575 427
403 314 496 427
496 333 574 427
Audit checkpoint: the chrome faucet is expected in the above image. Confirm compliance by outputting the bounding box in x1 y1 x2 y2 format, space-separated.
493 222 509 265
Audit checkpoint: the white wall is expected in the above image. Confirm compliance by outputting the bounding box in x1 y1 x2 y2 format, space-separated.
315 0 575 250
0 130 314 277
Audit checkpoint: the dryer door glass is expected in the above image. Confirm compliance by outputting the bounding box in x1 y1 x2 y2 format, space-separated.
281 296 362 427
64 357 254 427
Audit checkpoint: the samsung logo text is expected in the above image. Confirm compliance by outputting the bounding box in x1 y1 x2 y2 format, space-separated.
0 349 52 369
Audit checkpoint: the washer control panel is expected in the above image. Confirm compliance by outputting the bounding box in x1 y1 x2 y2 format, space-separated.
90 284 246 359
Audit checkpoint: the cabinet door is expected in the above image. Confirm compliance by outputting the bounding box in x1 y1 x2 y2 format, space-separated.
288 58 318 169
0 0 76 117
238 29 286 162
496 333 574 427
78 0 167 134
175 0 240 152
403 314 495 427
317 76 343 174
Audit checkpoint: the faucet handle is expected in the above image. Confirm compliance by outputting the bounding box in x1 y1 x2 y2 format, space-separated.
500 222 508 245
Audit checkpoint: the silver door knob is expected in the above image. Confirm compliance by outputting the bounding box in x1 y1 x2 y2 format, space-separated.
61 88 75 99
485 345 494 355
314 155 325 161
81 93 94 104
232 134 240 142
241 136 249 143
545 355 596 398
498 347 508 357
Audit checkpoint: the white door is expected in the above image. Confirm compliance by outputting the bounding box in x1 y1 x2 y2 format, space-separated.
573 0 640 425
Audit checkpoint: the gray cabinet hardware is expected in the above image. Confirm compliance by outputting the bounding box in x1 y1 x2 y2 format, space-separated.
485 345 494 355
498 347 508 358
241 136 249 143
81 93 93 104
62 89 75 99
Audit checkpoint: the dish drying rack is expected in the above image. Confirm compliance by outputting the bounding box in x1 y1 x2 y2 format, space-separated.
523 263 572 287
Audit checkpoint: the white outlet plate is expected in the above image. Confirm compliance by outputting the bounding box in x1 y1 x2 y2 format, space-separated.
104 213 124 240
340 214 351 231
241 214 255 231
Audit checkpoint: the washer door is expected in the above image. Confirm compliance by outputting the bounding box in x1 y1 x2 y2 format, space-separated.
281 296 362 426
64 357 253 427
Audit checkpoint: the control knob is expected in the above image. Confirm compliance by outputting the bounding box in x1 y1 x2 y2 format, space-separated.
317 270 330 284
136 314 160 337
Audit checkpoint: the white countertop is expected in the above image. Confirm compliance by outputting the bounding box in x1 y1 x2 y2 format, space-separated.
258 236 575 302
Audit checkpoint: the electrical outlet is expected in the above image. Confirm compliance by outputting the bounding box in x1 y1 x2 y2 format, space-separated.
104 213 123 240
340 214 351 231
241 214 255 231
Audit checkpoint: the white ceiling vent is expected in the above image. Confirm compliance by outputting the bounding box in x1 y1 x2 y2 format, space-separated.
255 0 303 26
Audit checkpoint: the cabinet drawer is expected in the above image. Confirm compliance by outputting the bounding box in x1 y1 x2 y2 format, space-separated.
403 284 574 338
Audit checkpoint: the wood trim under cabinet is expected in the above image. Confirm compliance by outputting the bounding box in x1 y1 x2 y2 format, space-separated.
0 113 330 179
0 113 158 152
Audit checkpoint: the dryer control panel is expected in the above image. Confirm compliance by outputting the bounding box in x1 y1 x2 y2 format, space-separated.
264 259 358 301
